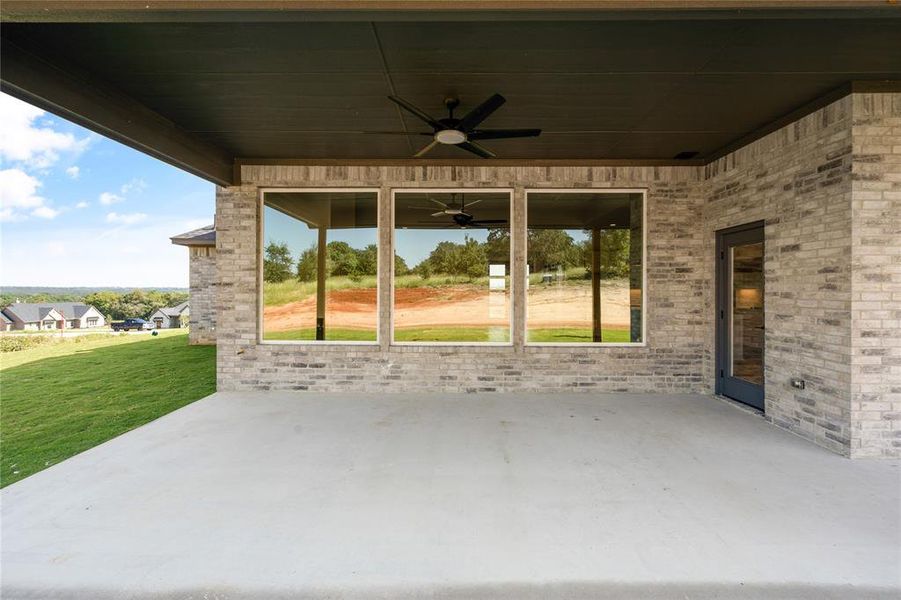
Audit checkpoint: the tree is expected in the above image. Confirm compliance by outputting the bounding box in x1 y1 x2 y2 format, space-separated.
598 229 631 278
394 254 410 276
358 244 379 277
484 228 510 263
82 289 187 320
263 242 293 283
527 229 577 272
571 229 631 278
415 236 488 280
459 236 488 280
327 241 360 277
296 245 319 282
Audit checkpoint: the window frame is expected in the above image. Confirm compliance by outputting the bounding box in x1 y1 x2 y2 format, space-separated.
258 187 382 346
390 187 516 347
523 188 648 348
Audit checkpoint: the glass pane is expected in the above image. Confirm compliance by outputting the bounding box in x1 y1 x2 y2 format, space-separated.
394 192 511 343
526 192 643 343
730 242 764 384
262 191 378 342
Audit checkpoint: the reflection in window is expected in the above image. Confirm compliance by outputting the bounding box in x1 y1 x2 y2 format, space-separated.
731 242 764 385
262 191 378 342
394 192 511 343
526 192 643 344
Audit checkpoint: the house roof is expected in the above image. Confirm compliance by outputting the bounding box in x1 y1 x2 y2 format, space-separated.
158 301 189 317
171 225 215 247
2 303 90 323
1 312 12 324
46 302 96 319
1 3 899 186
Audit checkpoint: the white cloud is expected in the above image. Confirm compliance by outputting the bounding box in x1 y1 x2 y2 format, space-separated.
106 211 147 225
120 178 147 195
32 205 60 219
0 168 57 222
0 94 89 169
75 201 89 209
99 192 124 205
0 169 44 209
65 166 80 179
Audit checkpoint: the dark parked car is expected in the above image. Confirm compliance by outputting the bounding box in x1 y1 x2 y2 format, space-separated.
110 318 154 332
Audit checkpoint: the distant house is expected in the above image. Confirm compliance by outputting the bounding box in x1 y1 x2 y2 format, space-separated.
1 313 13 332
1 303 105 331
148 301 189 329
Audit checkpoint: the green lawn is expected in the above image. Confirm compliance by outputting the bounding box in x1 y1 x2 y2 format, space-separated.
264 328 376 341
527 328 633 343
394 327 510 342
262 326 633 343
0 331 215 487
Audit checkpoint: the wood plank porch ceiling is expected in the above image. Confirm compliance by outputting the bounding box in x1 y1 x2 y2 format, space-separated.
1 3 899 185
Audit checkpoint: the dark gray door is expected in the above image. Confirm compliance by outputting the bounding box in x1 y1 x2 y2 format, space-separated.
716 222 765 410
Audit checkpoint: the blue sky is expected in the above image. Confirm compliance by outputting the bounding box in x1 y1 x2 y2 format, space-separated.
0 93 214 288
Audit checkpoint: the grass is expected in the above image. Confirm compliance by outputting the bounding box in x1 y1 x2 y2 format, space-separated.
527 328 633 343
394 327 510 343
0 330 215 487
264 328 376 341
262 326 633 343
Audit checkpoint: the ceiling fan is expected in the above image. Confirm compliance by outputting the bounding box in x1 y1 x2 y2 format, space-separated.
409 194 508 228
375 93 541 158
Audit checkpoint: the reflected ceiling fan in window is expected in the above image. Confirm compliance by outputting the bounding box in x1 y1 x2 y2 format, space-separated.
409 194 508 228
373 94 541 158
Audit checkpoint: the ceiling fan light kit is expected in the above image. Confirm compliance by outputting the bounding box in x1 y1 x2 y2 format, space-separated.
435 129 467 145
407 194 507 229
379 93 542 159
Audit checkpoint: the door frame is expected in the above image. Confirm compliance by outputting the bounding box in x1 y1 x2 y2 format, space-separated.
715 220 766 411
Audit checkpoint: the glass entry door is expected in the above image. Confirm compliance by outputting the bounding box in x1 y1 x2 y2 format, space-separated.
716 222 765 410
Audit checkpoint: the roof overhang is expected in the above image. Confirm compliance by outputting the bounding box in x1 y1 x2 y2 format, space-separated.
2 1 899 186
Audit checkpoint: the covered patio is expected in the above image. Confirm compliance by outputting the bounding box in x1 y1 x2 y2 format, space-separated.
2 392 899 599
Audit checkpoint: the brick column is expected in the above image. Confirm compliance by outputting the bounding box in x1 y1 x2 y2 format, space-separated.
215 184 259 391
849 92 901 458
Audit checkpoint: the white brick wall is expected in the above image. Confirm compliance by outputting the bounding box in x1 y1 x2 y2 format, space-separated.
850 93 901 458
188 246 217 345
216 167 711 396
212 92 901 458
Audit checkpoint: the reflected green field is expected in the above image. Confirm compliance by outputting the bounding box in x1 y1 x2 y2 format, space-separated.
264 328 376 342
263 327 634 343
527 328 632 343
394 327 510 343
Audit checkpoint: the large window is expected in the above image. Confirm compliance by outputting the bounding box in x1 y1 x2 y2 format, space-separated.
526 191 644 344
393 191 511 343
261 190 379 343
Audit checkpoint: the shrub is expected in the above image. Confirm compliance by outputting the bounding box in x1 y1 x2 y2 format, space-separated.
0 335 54 353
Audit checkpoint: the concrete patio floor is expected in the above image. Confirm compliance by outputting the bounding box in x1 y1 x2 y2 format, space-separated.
2 392 899 599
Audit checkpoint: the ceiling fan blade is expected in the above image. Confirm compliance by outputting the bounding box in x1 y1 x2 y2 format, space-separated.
469 128 542 140
388 96 443 129
457 140 496 159
414 139 440 158
462 198 483 207
363 131 433 136
428 198 449 208
457 93 506 131
431 211 446 217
